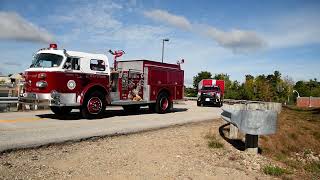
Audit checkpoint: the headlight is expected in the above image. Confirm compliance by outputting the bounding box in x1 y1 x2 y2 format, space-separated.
36 81 47 88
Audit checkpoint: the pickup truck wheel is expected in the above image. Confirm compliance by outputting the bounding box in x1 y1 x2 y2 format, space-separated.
155 92 171 114
81 91 106 119
50 106 72 115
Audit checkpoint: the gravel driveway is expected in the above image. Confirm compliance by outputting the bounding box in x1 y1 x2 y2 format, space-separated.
0 119 276 179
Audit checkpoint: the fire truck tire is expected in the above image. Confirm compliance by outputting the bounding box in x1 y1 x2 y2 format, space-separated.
81 91 106 119
50 106 72 115
155 92 171 114
197 101 201 106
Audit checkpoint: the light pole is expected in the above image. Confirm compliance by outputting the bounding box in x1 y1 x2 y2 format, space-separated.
161 38 169 63
293 90 300 97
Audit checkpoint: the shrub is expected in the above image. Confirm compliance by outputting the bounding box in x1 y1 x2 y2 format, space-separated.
263 165 288 176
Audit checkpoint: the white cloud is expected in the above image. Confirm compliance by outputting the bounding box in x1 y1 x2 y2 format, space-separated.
0 12 53 43
51 2 172 49
144 9 192 30
204 27 266 53
144 9 265 53
262 12 320 49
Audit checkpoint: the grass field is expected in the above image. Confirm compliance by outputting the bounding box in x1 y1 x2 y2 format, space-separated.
260 106 320 179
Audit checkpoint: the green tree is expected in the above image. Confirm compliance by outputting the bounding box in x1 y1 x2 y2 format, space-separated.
283 76 295 104
184 87 197 97
193 71 212 89
243 74 255 100
213 73 232 97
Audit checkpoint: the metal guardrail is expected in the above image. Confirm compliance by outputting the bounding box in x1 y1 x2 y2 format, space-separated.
0 97 19 104
184 96 197 101
221 108 277 135
220 101 280 154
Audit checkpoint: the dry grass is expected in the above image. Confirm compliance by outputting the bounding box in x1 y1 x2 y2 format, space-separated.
260 106 320 155
260 106 320 178
205 134 224 149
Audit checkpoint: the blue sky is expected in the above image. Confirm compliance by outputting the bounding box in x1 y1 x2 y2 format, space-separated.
0 0 319 86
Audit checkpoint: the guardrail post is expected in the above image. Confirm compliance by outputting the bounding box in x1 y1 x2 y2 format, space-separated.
229 124 238 139
245 134 258 154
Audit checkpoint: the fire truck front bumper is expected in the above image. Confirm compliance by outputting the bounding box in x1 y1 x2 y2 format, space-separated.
19 92 80 106
198 95 222 105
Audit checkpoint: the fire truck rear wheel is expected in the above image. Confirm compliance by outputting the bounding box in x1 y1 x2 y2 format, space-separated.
81 91 106 119
50 106 72 115
155 92 171 114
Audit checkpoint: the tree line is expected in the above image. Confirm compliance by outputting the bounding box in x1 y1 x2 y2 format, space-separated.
185 71 320 104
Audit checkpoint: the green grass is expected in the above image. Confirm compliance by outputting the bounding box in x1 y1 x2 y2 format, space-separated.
263 165 289 176
205 134 224 149
304 149 312 156
208 140 224 148
274 153 300 169
304 161 320 175
275 153 288 161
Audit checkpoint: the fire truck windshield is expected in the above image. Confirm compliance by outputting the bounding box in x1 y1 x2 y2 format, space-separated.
202 86 220 91
30 53 63 68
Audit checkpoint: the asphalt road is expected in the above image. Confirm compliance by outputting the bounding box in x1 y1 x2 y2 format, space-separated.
0 101 222 152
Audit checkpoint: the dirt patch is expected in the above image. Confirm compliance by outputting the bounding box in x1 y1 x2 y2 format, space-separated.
0 120 275 180
260 106 320 179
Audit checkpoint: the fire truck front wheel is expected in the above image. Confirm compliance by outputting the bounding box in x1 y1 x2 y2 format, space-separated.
81 91 106 119
155 92 172 114
197 100 202 106
50 106 72 115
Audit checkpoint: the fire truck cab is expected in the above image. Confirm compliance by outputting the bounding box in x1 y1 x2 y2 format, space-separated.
20 44 184 119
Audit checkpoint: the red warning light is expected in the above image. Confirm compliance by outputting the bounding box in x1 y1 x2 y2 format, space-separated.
49 44 57 49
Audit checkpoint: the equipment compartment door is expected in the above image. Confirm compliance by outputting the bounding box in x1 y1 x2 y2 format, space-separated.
120 70 144 101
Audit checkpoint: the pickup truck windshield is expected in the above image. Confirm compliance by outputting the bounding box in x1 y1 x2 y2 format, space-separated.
30 53 63 68
202 86 220 91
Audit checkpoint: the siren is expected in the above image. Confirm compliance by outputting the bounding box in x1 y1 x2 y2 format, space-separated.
49 43 58 49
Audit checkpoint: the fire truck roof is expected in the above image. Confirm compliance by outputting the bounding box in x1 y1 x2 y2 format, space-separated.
37 49 108 61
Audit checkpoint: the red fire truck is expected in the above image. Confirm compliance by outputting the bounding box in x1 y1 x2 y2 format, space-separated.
197 79 224 107
20 44 184 118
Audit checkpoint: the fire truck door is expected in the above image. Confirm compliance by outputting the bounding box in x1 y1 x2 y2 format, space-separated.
110 72 120 101
110 72 119 92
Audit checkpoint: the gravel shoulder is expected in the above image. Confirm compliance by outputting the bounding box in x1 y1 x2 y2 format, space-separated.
0 119 277 180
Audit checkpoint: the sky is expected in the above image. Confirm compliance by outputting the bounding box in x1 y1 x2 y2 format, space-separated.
0 0 319 86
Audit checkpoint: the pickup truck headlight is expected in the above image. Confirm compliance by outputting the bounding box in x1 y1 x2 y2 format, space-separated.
36 81 47 88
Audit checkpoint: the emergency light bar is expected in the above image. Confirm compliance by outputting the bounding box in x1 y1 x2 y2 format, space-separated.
49 43 58 49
